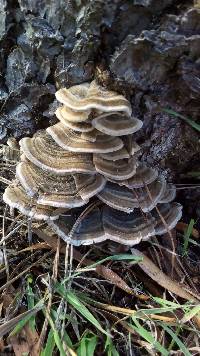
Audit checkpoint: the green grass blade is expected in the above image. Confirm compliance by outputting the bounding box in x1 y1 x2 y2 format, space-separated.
130 318 169 356
66 291 110 335
47 315 66 356
9 314 34 337
55 284 110 336
78 338 86 356
76 254 142 271
26 275 36 331
183 219 195 256
50 307 74 346
107 254 143 262
41 329 55 356
105 335 119 356
185 238 200 247
181 305 200 323
50 307 74 347
62 330 74 349
153 297 182 308
134 306 180 316
86 335 98 355
163 108 200 132
41 306 73 355
62 254 142 283
160 323 192 356
77 333 98 356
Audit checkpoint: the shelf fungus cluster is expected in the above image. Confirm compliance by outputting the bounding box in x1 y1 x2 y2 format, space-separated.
3 81 182 246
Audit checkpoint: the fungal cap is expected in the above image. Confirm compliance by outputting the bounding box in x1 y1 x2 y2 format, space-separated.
47 123 124 153
98 176 167 213
55 106 91 123
93 155 137 180
97 182 138 213
47 202 182 246
55 81 132 115
19 132 96 174
74 174 106 200
123 136 141 156
80 129 101 142
154 203 183 235
92 112 143 136
103 206 156 245
124 164 159 188
159 183 176 203
111 176 167 212
16 161 105 208
48 205 156 246
48 207 105 245
3 183 59 221
137 177 167 212
99 146 130 161
56 108 93 132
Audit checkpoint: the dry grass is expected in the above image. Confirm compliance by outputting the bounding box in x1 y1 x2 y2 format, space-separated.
0 202 200 356
0 156 200 355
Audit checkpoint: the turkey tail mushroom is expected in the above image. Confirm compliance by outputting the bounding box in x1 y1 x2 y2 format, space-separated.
19 131 96 174
3 80 182 246
3 183 60 221
46 123 124 153
92 112 143 136
55 81 132 115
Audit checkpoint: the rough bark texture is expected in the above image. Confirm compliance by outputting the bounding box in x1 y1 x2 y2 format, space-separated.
0 0 200 216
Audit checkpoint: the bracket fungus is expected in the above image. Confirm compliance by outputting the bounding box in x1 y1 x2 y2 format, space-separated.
3 80 182 246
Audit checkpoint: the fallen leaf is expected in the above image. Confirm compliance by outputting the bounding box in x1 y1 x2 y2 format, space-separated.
131 248 200 302
9 323 40 356
2 288 41 356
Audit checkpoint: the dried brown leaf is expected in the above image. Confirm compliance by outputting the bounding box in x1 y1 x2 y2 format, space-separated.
9 323 40 356
2 288 40 356
131 248 200 302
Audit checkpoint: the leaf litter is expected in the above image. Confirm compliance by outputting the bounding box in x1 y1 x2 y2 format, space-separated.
0 193 200 354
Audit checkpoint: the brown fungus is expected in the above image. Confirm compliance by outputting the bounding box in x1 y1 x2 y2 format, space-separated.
56 109 93 132
47 123 123 153
20 131 96 174
92 112 143 136
55 81 132 115
3 81 182 246
100 146 130 161
80 128 101 142
123 164 159 188
55 106 91 124
97 177 167 213
16 161 105 208
153 203 183 235
3 183 59 221
93 155 137 180
48 206 156 246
